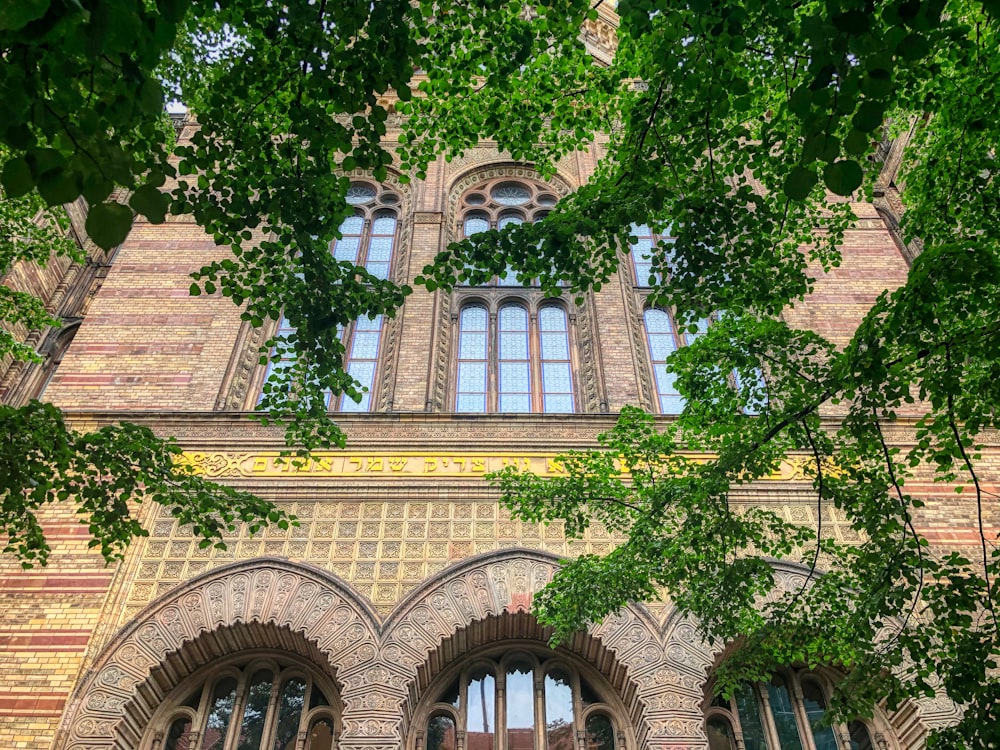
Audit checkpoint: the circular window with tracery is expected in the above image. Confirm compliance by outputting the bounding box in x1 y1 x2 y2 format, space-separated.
413 646 629 750
142 654 340 750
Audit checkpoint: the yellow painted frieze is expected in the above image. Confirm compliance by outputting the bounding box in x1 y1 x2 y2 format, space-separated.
177 451 829 481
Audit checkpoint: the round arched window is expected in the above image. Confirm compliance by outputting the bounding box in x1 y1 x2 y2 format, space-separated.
415 648 626 750
144 656 340 750
705 670 886 750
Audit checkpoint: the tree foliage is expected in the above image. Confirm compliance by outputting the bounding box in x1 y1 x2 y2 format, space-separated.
1 0 999 746
0 401 294 567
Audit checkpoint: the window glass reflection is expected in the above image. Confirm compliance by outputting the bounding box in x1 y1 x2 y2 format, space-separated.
427 715 458 750
734 684 768 750
271 678 307 750
506 661 535 750
585 714 616 750
801 680 837 750
706 717 735 750
307 718 335 750
545 670 574 750
202 677 237 750
766 676 804 750
467 668 496 750
163 717 195 750
237 669 274 750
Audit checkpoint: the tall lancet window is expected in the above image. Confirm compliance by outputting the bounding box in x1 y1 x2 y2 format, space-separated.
259 180 400 411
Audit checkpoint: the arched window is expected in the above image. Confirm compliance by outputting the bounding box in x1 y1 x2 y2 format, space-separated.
455 302 576 413
458 179 560 287
145 656 340 750
337 314 384 412
629 223 674 288
259 314 385 411
642 309 706 415
415 649 625 750
705 671 884 750
333 181 400 279
258 180 398 411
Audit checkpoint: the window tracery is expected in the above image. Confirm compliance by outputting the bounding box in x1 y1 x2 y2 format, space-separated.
459 178 560 288
413 648 625 750
144 655 340 750
705 670 884 750
448 177 580 413
258 180 397 411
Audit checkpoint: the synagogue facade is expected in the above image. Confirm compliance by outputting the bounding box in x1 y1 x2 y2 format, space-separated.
0 11 986 750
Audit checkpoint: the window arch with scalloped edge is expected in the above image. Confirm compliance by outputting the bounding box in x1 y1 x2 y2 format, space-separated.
412 646 631 750
705 669 891 750
142 654 341 750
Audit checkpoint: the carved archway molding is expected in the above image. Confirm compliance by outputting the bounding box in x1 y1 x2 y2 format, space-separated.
54 558 380 750
55 554 952 750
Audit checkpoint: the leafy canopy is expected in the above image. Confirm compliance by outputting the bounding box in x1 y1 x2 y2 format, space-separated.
2 0 1000 746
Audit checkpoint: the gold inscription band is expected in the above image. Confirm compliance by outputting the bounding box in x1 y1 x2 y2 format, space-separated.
177 451 828 481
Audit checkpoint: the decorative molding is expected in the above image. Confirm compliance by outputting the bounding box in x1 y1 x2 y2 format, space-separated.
574 290 607 412
176 450 848 482
216 315 273 410
54 552 948 750
620 247 655 410
54 559 379 750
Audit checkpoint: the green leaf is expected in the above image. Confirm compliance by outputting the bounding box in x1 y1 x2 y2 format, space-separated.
1 157 34 198
784 166 818 200
85 202 134 249
130 184 169 224
36 167 81 206
852 101 885 132
823 160 864 196
843 128 870 156
897 32 930 61
0 0 50 31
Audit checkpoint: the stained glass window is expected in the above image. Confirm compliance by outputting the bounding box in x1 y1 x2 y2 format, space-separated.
497 214 524 286
629 222 675 287
539 306 573 413
366 213 396 280
331 211 396 280
456 306 489 412
643 308 684 414
491 182 532 205
498 305 531 413
454 304 575 413
345 183 377 205
465 213 490 237
338 315 383 412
